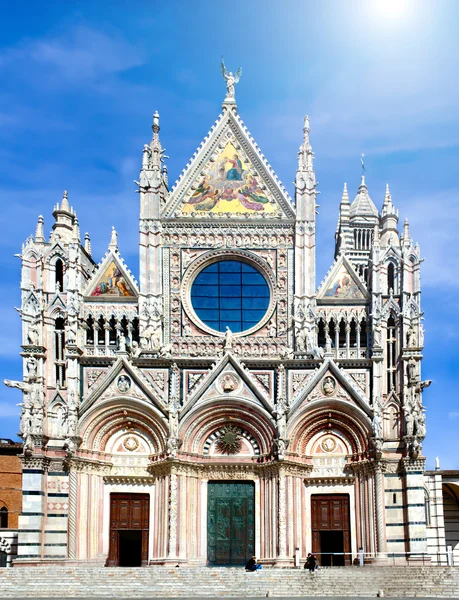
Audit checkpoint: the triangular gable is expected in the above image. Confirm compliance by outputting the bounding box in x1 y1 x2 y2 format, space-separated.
163 110 295 220
381 295 401 319
84 250 138 300
46 242 67 263
22 290 41 317
80 357 166 417
181 353 273 418
384 390 401 407
317 255 368 301
380 245 402 264
289 358 373 418
47 293 66 315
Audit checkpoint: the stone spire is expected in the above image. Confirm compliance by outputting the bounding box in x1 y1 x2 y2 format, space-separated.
349 176 379 221
72 216 81 243
335 183 354 256
108 226 118 252
52 189 75 240
402 218 411 248
380 183 399 246
35 215 45 244
60 190 70 212
150 111 163 169
294 114 317 340
84 232 92 256
381 183 397 217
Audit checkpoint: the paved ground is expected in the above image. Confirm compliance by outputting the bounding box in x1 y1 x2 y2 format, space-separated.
7 597 447 600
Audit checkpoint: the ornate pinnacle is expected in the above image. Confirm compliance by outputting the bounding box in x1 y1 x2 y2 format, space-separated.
303 115 310 145
73 216 81 242
61 190 70 212
84 232 92 256
341 183 350 204
35 215 45 243
152 110 160 139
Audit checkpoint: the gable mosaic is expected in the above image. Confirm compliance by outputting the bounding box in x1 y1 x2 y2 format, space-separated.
180 142 279 216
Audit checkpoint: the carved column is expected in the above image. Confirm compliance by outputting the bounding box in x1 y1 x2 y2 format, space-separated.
168 472 178 559
277 470 288 560
374 463 387 556
68 470 77 559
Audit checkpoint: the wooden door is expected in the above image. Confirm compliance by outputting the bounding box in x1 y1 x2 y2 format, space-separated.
311 494 351 565
107 493 149 566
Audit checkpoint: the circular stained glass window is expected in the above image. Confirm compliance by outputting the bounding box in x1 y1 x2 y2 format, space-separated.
190 260 270 334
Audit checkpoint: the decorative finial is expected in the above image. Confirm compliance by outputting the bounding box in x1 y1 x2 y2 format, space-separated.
73 216 81 242
403 218 410 244
84 232 92 256
435 456 440 470
152 110 160 138
162 163 169 187
341 183 349 203
108 226 118 252
220 57 242 102
61 190 70 211
35 215 45 243
360 153 366 176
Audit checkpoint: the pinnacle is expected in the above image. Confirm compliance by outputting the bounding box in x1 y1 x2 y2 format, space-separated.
35 215 45 243
152 110 160 137
84 232 92 256
61 190 70 211
341 182 350 203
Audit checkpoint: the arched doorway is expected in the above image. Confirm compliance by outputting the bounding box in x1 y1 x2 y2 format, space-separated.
443 483 459 565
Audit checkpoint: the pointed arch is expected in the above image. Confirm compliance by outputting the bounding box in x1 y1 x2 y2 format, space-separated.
180 400 276 457
80 397 168 455
288 399 372 456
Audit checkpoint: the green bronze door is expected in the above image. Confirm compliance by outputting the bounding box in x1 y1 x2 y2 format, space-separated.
207 481 255 565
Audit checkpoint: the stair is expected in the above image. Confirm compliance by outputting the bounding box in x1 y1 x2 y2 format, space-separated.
0 566 459 597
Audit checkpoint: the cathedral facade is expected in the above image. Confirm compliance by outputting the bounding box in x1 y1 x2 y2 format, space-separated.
4 79 450 567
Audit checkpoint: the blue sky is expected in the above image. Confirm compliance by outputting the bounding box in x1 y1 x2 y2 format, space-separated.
1 0 458 468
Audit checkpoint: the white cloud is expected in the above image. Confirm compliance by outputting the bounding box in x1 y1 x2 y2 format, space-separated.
0 25 146 84
401 190 459 288
448 412 459 419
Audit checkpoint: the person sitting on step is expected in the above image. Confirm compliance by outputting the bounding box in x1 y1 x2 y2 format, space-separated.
245 556 262 571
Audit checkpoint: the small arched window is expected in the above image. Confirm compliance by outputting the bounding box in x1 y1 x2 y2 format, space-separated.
387 262 395 294
338 319 346 348
54 317 66 387
0 506 8 528
386 316 397 393
55 259 64 292
86 315 94 345
317 319 326 348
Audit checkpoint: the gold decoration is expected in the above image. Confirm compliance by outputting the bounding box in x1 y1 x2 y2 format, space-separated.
216 426 242 455
321 437 337 453
123 436 139 452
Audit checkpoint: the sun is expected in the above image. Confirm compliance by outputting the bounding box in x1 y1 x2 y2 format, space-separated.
370 0 410 21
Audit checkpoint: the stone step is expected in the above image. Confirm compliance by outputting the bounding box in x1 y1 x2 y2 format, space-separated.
0 566 458 598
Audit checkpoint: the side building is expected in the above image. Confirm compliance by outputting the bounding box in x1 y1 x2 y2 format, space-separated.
3 79 458 567
0 439 22 566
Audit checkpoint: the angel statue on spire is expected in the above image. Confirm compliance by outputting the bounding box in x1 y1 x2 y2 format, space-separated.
221 57 242 101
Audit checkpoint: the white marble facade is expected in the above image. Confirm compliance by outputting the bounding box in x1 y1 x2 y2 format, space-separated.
4 77 454 567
